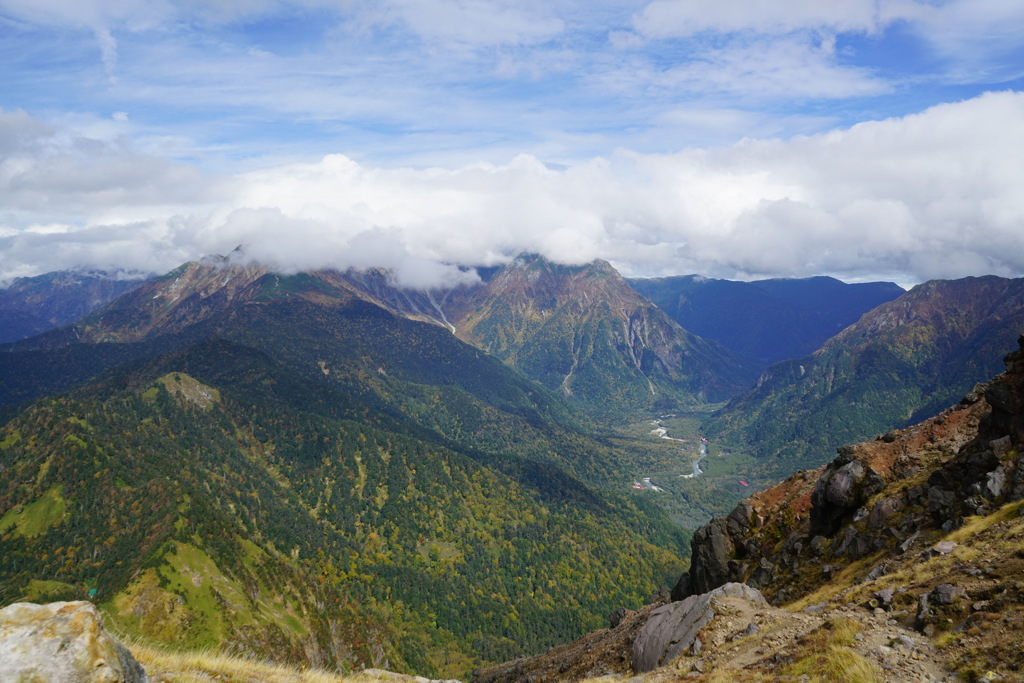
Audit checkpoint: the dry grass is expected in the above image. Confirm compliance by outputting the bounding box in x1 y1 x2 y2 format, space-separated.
947 500 1024 544
787 551 887 611
841 498 1024 608
126 638 352 683
784 618 885 683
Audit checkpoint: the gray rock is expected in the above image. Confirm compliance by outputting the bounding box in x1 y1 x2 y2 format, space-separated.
927 485 959 520
688 516 736 595
868 497 903 529
833 526 859 557
990 436 1013 458
915 593 931 632
983 466 1009 500
930 584 966 605
871 589 894 609
920 540 958 560
811 455 885 535
609 607 628 629
1011 456 1024 502
632 583 766 674
747 557 775 589
897 530 921 555
0 601 148 683
738 622 760 638
906 484 927 506
726 500 754 540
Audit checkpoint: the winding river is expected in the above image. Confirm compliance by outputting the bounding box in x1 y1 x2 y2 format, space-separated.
649 418 708 479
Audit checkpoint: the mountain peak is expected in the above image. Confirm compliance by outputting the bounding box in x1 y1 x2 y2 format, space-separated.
445 255 755 416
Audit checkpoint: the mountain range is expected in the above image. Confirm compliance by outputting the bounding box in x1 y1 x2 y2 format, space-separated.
0 256 696 677
708 275 1024 473
4 255 1024 678
440 255 756 418
0 270 150 344
627 274 904 370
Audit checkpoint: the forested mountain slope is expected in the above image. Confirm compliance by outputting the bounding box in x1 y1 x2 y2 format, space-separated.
477 336 1024 682
0 269 150 343
707 275 1024 470
1 258 650 483
441 254 756 418
0 337 686 677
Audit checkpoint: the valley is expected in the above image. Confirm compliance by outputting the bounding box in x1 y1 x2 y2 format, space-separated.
3 259 1024 681
621 412 769 529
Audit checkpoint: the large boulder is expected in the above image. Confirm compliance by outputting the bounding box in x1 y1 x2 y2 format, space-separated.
632 583 766 674
688 516 736 595
810 449 885 535
0 601 148 682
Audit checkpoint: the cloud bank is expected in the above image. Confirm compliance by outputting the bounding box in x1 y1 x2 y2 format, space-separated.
2 91 1023 287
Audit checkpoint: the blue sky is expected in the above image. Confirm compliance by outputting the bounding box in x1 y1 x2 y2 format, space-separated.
2 0 1024 287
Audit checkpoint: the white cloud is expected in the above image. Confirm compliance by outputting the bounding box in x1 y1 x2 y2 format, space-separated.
0 108 222 218
3 93 1024 288
598 36 890 101
912 0 1024 82
632 0 925 38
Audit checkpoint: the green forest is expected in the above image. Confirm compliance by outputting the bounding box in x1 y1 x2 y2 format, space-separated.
0 339 687 678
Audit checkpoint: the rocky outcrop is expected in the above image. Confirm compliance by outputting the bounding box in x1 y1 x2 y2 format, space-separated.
672 500 758 600
673 335 1024 607
0 601 148 682
632 583 766 674
810 448 885 535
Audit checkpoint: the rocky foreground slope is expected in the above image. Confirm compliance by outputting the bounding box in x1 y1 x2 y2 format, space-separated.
478 337 1024 682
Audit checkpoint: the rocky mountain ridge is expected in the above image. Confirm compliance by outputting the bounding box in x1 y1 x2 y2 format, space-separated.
10 255 754 418
1 255 696 676
478 337 1024 681
438 254 756 417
